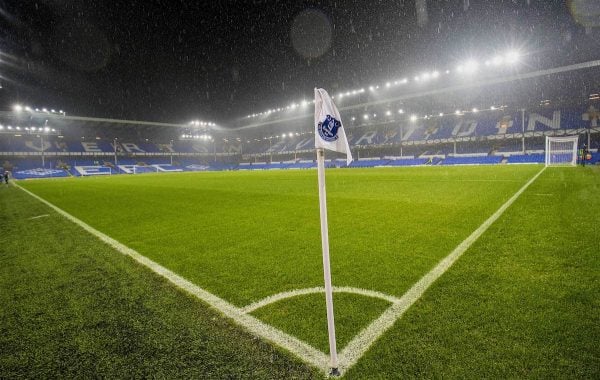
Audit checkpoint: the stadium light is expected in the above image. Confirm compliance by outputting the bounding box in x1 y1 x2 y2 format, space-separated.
463 60 478 73
351 117 356 121
363 114 369 120
16 126 20 130
398 109 404 114
7 126 12 130
369 85 375 92
410 115 417 121
13 104 23 112
431 71 440 78
0 126 3 130
25 106 32 112
439 113 444 116
490 106 496 110
42 108 48 112
505 50 519 64
472 108 478 113
455 110 462 115
491 55 503 66
385 110 391 116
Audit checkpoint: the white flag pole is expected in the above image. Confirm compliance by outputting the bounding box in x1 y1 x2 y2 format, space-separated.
316 147 340 375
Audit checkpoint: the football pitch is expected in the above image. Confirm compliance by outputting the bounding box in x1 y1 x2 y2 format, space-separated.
2 165 599 378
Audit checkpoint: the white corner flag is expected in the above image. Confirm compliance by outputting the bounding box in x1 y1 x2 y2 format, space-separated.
314 88 353 166
314 88 351 376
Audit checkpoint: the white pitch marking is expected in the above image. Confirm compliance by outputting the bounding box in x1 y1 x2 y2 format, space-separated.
15 166 546 377
28 214 50 220
15 183 330 373
336 166 546 375
242 286 400 314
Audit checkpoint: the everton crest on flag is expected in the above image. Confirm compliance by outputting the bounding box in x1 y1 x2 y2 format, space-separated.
314 88 353 165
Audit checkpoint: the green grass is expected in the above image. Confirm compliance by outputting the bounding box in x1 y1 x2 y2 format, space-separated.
0 186 318 378
5 165 599 378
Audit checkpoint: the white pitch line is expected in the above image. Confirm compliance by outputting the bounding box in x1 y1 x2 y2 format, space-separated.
28 214 50 220
337 166 546 375
242 286 401 314
14 183 330 372
14 166 546 377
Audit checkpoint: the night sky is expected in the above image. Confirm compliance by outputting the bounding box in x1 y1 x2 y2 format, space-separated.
0 0 598 126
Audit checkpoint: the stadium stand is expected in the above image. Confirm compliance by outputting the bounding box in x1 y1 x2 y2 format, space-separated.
2 106 599 178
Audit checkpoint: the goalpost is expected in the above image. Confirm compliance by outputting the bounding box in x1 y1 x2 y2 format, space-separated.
545 136 578 167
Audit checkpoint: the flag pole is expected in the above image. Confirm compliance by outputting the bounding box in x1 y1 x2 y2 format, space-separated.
316 147 340 376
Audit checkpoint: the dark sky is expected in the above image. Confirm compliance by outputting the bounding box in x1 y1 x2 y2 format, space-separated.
0 0 597 126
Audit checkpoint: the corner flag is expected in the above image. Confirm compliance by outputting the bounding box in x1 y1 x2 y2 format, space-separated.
314 88 351 376
314 88 353 165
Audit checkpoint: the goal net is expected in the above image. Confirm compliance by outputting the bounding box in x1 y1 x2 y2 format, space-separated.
545 136 578 166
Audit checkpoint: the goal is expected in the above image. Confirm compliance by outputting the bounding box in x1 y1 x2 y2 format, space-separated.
545 136 578 166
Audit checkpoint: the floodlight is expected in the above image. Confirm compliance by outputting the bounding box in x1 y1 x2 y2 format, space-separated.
301 100 308 106
505 50 519 64
439 113 444 116
490 106 496 110
369 86 375 91
25 106 32 112
385 82 391 88
472 108 478 113
410 115 417 121
463 60 478 73
385 110 391 116
398 109 404 114
431 71 439 78
16 126 20 130
455 110 461 115
288 132 294 137
13 104 23 112
492 56 503 66
363 114 369 120
51 109 55 113
7 126 12 130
